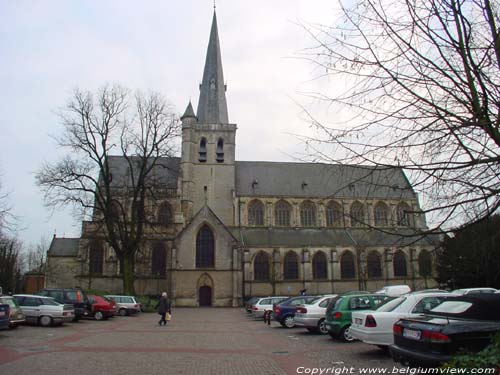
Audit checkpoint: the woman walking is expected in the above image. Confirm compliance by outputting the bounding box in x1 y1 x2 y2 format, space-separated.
156 292 171 326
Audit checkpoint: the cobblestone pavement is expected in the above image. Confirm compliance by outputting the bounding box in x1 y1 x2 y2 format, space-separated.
0 308 403 375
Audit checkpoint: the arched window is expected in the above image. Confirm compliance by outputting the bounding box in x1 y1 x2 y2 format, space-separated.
216 138 224 163
312 251 327 279
248 200 264 226
393 250 407 277
418 250 433 277
196 225 215 268
151 242 166 276
275 200 291 227
300 201 316 227
283 252 299 280
199 137 207 162
89 241 103 274
253 252 270 281
374 202 389 227
340 251 356 279
397 202 412 227
367 251 382 278
158 202 173 225
350 201 365 227
326 201 342 227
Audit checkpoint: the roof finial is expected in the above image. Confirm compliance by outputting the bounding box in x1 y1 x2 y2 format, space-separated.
214 0 216 10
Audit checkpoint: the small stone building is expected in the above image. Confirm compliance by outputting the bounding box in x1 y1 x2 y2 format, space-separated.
46 11 438 306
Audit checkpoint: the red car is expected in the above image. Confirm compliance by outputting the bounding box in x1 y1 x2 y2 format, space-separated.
88 295 117 320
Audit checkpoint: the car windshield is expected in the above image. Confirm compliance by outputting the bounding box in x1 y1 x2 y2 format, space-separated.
375 296 406 312
41 298 60 306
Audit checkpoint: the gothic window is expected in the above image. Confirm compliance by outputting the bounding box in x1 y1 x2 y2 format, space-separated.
367 251 382 278
300 201 316 227
312 251 327 279
248 200 264 226
216 138 224 163
253 251 270 281
393 250 407 277
397 202 412 227
89 241 103 274
283 251 299 280
275 200 291 227
199 138 207 162
151 242 166 276
374 202 389 227
340 251 356 279
196 225 215 268
157 202 173 225
326 201 343 227
350 201 365 227
418 250 433 277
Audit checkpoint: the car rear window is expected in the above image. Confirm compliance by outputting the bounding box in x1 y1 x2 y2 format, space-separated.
41 298 60 306
0 297 18 308
431 301 473 314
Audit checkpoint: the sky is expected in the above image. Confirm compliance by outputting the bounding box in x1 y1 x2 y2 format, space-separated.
0 0 340 246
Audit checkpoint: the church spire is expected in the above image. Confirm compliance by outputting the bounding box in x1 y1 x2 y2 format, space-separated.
196 11 229 124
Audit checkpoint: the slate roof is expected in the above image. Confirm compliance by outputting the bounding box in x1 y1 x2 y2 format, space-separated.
48 238 80 257
235 161 415 200
233 228 439 248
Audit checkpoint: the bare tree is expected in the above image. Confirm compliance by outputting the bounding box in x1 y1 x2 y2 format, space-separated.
23 235 50 273
36 85 180 294
300 0 500 231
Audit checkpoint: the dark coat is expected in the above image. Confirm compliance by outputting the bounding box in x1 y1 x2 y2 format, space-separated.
156 296 171 314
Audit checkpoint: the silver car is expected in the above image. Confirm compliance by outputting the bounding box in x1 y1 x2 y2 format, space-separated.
13 294 74 327
251 296 288 319
294 294 338 334
104 295 141 316
0 295 25 328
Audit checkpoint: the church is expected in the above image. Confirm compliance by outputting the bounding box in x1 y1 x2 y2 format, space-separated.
46 11 438 307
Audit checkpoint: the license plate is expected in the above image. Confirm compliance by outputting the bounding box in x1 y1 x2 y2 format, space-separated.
403 328 421 340
354 318 362 325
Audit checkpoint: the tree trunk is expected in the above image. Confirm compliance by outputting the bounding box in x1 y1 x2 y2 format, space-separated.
122 256 136 295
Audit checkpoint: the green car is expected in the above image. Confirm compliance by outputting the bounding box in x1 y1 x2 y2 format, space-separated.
324 293 388 342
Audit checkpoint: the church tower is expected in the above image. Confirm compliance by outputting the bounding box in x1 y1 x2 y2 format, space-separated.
180 11 237 225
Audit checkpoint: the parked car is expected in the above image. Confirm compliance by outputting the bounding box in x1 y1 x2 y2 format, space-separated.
350 292 453 349
294 295 338 333
251 296 288 319
13 294 75 327
104 295 141 316
273 295 322 328
0 295 25 328
390 294 500 367
451 287 497 295
324 293 388 342
87 295 117 320
244 297 261 313
375 285 411 297
37 288 90 321
0 304 10 330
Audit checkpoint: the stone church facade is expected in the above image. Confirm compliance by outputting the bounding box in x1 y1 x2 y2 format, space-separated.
46 12 438 307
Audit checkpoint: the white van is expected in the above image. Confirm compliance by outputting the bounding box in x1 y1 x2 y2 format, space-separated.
374 285 411 297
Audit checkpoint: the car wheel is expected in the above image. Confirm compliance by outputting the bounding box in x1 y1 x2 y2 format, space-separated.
94 311 104 321
283 316 295 328
119 308 127 317
318 319 328 334
39 315 53 327
339 325 355 342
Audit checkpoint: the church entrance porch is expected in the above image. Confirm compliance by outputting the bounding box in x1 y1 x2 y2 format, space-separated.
199 285 212 306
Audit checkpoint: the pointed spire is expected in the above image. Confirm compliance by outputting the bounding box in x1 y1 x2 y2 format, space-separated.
181 101 197 121
196 11 229 124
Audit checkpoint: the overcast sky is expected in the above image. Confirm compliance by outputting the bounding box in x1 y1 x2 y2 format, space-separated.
0 1 341 246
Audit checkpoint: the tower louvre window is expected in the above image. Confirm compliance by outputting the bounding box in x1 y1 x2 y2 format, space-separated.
199 138 207 162
216 138 224 162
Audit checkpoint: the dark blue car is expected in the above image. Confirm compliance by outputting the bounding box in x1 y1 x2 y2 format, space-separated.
272 296 318 328
0 304 10 330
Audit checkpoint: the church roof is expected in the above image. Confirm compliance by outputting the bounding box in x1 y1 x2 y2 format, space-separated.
235 161 415 200
48 237 80 257
196 11 229 124
181 101 196 121
233 228 438 248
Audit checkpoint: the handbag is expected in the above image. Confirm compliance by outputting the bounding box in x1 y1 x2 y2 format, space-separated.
165 312 171 321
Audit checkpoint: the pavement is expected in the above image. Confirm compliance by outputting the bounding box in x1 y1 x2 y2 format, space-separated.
0 308 402 375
